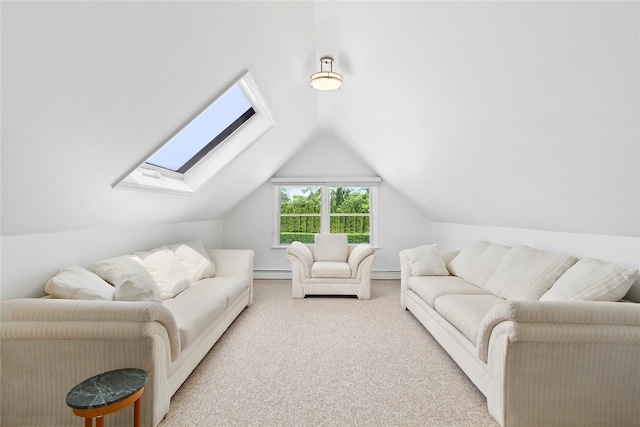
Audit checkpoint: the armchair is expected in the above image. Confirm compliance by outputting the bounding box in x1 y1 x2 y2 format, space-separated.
286 234 375 299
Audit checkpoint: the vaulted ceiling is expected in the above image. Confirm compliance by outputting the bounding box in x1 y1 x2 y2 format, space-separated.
2 1 638 237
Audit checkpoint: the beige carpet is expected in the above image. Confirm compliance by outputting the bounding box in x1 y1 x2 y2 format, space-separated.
159 280 498 427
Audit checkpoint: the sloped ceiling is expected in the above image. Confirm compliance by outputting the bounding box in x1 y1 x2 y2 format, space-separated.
2 1 638 237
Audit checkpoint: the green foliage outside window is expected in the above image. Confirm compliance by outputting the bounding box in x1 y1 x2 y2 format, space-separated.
279 186 371 244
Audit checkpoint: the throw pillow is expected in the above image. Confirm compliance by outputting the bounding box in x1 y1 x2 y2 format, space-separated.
45 265 115 300
135 248 190 299
115 273 163 304
448 241 491 280
486 245 578 301
93 255 156 286
314 233 349 262
170 240 216 283
540 258 638 302
405 245 450 276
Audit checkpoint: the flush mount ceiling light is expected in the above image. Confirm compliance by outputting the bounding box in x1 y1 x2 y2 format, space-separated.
310 57 343 91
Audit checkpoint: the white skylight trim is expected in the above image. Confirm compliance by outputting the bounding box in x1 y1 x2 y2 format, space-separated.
115 72 274 195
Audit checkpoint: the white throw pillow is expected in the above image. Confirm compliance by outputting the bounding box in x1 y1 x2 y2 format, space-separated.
448 241 491 280
115 273 163 304
540 258 638 302
45 265 114 300
464 244 511 289
405 245 450 276
135 248 190 299
93 255 155 285
486 245 578 301
170 240 216 284
314 233 349 262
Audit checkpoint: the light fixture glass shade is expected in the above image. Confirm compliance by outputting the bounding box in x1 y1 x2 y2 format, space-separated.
310 57 343 91
310 71 343 91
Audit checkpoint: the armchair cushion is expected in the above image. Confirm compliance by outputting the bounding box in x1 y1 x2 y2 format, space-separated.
314 233 348 262
311 261 351 278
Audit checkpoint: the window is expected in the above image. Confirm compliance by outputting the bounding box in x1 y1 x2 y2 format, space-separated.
115 72 274 195
145 84 255 174
273 178 380 247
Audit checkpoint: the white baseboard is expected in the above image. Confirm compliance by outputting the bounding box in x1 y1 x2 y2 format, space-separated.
253 269 400 280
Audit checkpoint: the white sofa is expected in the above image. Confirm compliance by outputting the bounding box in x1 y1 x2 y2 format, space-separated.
286 233 375 299
0 240 254 427
400 241 640 427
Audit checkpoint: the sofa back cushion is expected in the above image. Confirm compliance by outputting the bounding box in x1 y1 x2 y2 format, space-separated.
486 245 577 300
314 233 348 262
540 258 638 302
135 248 190 299
465 244 511 289
448 241 491 280
170 240 216 283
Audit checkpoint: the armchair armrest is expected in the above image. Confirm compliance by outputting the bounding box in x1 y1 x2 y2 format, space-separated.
348 244 375 279
286 241 314 278
477 300 640 362
1 298 181 362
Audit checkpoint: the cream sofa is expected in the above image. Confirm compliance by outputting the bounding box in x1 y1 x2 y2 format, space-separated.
286 233 375 299
400 241 640 427
1 240 254 427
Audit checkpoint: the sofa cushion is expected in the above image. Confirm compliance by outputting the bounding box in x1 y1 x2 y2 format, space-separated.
540 258 639 302
195 276 250 304
434 294 505 345
465 243 511 289
448 241 491 280
135 248 190 299
162 282 229 349
170 240 216 283
114 273 163 304
408 275 491 307
486 245 578 301
45 265 115 301
404 245 450 276
311 261 351 278
314 233 348 262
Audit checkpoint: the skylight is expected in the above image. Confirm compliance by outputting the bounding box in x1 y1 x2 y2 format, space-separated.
145 85 255 174
115 72 274 195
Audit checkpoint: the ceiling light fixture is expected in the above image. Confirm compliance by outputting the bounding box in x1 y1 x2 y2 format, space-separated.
310 57 343 91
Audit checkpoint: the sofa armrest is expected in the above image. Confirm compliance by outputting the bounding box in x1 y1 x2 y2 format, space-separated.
1 298 181 362
286 242 313 278
399 249 413 308
207 249 254 279
477 300 640 362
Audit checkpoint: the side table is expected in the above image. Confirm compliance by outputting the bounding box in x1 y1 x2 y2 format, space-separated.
66 368 148 427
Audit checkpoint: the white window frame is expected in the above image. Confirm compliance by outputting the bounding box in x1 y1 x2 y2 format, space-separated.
271 177 380 248
114 72 274 195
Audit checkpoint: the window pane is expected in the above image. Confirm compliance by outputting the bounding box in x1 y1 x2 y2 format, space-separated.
280 187 320 214
146 84 254 172
330 187 370 214
330 215 370 243
280 215 320 244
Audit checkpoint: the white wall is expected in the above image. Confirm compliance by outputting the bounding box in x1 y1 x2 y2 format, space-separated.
223 133 432 277
431 221 640 301
1 220 223 299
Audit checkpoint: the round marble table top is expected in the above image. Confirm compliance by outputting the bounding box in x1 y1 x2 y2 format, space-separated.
66 368 148 410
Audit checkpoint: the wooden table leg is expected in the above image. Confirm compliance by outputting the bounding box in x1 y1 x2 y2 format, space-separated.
134 396 141 427
85 418 92 427
96 416 104 427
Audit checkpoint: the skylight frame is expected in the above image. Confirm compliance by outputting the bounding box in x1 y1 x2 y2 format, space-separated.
114 72 274 195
